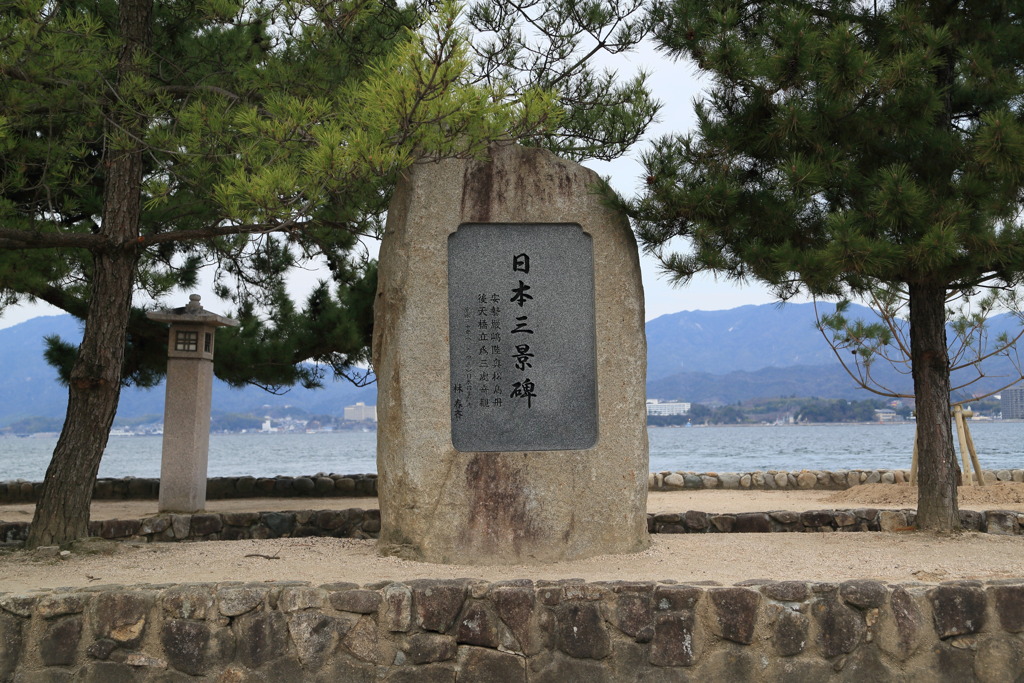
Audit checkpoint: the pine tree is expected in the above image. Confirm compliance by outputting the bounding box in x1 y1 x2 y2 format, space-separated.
0 0 657 546
631 0 1024 531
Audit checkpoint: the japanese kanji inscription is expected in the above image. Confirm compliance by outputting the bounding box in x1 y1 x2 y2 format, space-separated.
448 223 598 451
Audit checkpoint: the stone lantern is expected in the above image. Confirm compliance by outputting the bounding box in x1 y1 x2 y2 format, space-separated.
147 295 239 512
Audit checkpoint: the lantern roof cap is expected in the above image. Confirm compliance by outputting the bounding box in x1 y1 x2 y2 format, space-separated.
147 295 239 327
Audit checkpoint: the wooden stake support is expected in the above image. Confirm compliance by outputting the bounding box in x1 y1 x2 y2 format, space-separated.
910 406 985 486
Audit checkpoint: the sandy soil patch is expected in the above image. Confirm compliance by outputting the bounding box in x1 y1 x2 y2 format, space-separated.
3 485 1024 593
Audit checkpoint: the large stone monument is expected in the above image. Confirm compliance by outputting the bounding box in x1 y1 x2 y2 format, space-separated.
374 144 649 564
148 295 238 512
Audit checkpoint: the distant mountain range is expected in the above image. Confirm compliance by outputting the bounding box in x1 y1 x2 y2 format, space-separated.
2 301 1021 425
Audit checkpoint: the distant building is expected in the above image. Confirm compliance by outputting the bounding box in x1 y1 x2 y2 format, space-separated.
646 399 691 417
874 409 898 422
1002 387 1024 419
345 402 377 422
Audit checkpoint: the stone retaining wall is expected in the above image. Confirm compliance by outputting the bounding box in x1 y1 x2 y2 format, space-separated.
1 468 1020 505
0 473 378 504
4 507 1024 547
650 468 1024 490
2 579 1023 681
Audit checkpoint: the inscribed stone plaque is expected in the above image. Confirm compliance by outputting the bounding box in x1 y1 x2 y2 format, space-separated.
448 223 597 451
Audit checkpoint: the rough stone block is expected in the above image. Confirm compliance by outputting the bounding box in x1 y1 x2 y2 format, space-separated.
189 513 222 536
840 581 888 609
653 586 702 612
812 596 865 658
404 633 458 665
162 619 212 676
40 614 83 666
458 646 526 682
649 613 697 667
456 603 500 648
375 144 648 564
36 593 86 619
91 590 154 647
556 603 610 659
234 611 290 669
734 512 771 533
992 585 1024 632
218 586 268 617
930 584 987 639
773 608 809 656
709 588 760 645
683 510 709 531
491 585 537 653
412 580 468 633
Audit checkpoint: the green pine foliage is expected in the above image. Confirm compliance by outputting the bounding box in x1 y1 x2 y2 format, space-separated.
633 0 1024 296
1 0 656 389
629 0 1024 531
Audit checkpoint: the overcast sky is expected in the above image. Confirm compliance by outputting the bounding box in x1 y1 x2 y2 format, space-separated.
0 42 799 331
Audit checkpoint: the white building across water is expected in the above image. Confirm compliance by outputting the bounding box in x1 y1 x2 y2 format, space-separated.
646 399 691 417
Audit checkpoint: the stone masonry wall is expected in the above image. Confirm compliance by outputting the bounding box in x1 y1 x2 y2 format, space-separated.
2 579 1023 681
3 467 1022 505
4 506 1024 547
0 473 378 504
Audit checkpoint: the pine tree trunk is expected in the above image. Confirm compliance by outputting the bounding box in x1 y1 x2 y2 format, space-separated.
909 281 960 532
26 0 152 548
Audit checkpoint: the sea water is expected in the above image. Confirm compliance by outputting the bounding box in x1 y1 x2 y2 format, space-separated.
1 422 1023 481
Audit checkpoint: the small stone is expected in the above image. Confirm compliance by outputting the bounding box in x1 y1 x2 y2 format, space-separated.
834 511 857 527
293 477 316 493
881 472 896 484
847 471 860 488
701 475 719 489
740 474 752 488
796 472 817 489
864 471 881 484
383 583 412 632
279 586 326 612
663 473 684 488
879 510 908 532
753 472 767 488
1012 470 1024 483
124 653 166 668
774 472 789 489
985 510 1019 535
719 473 741 489
762 582 808 603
